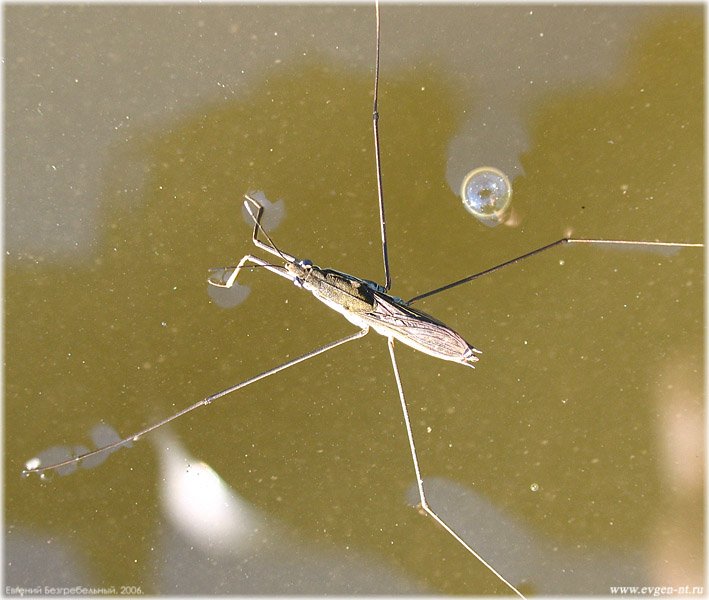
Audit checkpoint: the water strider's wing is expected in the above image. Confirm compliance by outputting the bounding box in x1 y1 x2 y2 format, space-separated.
362 292 480 367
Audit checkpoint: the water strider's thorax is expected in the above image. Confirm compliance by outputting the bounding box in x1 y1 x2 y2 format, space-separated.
286 259 387 314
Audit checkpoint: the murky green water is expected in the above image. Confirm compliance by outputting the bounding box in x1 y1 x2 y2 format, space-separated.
6 4 704 595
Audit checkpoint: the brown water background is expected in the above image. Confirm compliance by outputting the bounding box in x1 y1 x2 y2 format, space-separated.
5 4 704 594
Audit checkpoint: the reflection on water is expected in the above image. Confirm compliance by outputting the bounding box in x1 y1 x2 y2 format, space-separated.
154 431 429 592
155 430 270 554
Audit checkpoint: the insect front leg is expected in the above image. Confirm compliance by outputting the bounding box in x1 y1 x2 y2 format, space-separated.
243 194 297 263
207 254 291 288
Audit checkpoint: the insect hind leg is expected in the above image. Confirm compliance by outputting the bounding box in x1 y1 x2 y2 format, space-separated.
386 338 525 598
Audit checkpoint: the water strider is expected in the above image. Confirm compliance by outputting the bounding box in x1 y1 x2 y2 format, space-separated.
23 3 703 596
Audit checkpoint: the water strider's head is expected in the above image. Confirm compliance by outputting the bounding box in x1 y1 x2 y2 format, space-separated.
286 258 315 288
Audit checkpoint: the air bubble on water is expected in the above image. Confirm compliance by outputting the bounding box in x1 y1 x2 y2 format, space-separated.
460 167 512 227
